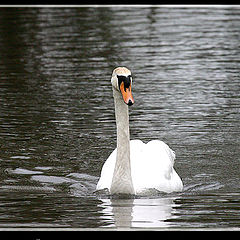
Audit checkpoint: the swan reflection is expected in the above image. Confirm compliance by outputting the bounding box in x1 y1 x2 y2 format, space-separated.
99 197 178 228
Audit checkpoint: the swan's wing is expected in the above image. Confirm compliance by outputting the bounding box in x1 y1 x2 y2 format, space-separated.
130 139 182 193
96 148 116 191
143 140 182 192
144 140 175 178
147 140 175 164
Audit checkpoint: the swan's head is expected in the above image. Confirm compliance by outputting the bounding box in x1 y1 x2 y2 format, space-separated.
111 67 134 106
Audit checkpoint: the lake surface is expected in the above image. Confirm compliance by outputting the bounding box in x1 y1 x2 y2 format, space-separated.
0 6 239 230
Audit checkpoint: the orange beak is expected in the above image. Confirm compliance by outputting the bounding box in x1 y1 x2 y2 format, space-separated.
119 81 134 106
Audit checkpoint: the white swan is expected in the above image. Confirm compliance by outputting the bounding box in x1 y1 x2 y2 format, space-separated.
96 67 183 195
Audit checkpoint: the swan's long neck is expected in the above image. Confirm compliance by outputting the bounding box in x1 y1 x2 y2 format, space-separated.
110 87 134 194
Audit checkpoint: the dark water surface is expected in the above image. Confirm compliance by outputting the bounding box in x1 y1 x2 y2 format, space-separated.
0 6 239 230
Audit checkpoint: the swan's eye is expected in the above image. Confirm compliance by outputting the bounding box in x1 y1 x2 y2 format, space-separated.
117 75 132 91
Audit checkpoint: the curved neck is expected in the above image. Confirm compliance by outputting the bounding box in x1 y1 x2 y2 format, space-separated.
110 87 134 194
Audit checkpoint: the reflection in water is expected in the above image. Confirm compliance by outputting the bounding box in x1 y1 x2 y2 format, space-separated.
99 197 177 228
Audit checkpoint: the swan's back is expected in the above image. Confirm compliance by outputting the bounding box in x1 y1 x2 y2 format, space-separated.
130 140 182 193
96 139 183 194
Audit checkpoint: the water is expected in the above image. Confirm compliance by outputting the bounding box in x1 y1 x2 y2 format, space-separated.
0 6 240 230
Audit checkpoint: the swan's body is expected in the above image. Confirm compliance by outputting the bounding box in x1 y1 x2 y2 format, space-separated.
96 67 183 195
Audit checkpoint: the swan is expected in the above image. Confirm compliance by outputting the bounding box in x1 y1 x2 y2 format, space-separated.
96 67 183 195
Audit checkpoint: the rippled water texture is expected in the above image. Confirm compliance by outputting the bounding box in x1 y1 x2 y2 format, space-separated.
0 6 239 229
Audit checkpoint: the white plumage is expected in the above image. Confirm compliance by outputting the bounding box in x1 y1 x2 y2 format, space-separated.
96 67 183 195
97 139 183 194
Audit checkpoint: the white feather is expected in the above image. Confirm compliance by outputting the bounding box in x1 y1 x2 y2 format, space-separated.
96 67 183 195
